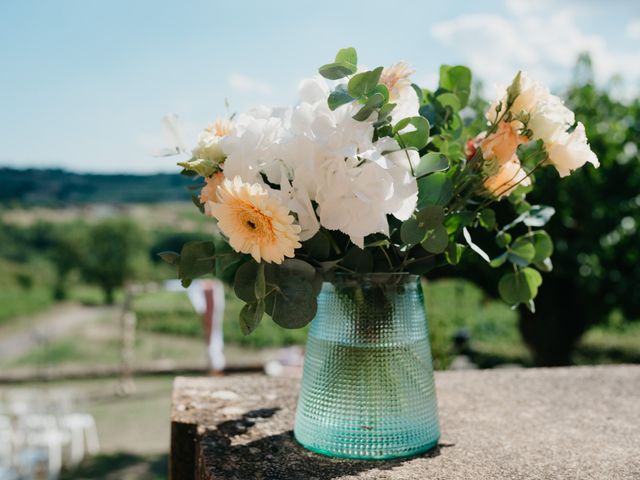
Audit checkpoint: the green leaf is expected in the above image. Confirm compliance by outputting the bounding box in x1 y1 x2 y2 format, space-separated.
508 236 536 266
341 247 374 273
393 116 430 150
234 261 259 303
416 205 445 229
158 251 180 265
534 257 553 272
400 217 425 246
498 267 542 305
178 241 215 279
328 84 354 110
352 92 385 121
239 301 265 335
529 231 553 262
436 92 461 112
335 47 357 66
177 158 217 177
445 210 475 235
523 205 556 227
270 277 317 329
478 209 496 230
318 61 357 80
347 66 383 98
490 252 508 268
496 232 512 248
445 242 465 265
377 102 396 121
421 225 448 254
439 65 472 108
417 172 453 208
415 153 449 177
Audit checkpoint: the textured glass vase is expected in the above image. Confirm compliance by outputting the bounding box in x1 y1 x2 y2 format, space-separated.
294 273 440 460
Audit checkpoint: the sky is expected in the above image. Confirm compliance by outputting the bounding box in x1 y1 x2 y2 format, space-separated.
1 0 639 173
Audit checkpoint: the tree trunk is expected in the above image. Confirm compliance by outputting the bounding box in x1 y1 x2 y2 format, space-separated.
518 295 589 367
104 285 114 304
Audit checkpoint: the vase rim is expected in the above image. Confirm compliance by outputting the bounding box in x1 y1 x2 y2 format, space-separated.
330 272 420 284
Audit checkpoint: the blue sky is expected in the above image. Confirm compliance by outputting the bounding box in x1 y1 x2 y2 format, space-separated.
1 0 639 173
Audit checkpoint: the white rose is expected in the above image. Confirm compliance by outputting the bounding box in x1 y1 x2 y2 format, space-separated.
546 123 599 177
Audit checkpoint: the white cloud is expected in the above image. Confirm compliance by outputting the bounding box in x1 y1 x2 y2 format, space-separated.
431 0 640 93
627 19 640 40
228 73 273 95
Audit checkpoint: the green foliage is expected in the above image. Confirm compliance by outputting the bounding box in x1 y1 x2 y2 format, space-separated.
81 219 147 303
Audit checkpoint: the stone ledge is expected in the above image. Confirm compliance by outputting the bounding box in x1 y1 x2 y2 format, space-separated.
170 365 640 479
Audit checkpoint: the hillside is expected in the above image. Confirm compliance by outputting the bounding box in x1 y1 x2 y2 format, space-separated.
0 167 195 205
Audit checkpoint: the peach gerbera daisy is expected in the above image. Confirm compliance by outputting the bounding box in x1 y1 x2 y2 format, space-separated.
209 177 302 264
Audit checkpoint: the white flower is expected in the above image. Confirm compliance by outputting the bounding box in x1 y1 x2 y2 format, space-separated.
192 118 233 164
380 62 420 121
219 107 288 184
546 123 600 177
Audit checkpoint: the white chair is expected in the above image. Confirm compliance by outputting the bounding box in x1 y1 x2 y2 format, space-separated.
25 429 69 480
58 413 99 466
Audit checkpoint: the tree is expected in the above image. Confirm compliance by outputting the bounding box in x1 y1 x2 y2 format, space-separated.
81 219 146 304
50 225 87 300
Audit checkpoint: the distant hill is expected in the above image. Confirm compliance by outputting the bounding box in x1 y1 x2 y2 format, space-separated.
0 167 197 204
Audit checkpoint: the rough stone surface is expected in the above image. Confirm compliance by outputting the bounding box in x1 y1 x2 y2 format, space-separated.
171 365 640 480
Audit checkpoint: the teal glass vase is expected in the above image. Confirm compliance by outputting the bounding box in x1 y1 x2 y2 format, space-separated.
294 273 440 460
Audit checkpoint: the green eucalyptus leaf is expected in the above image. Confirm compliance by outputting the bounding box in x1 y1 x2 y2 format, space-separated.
416 205 445 229
400 217 425 246
178 241 215 279
436 92 461 112
534 257 553 272
498 267 542 305
530 230 553 262
352 92 385 121
445 210 475 235
417 172 454 208
439 65 472 108
523 205 556 227
508 236 536 266
490 252 509 268
335 47 357 66
496 232 512 248
234 260 259 303
177 158 217 177
348 66 383 97
415 152 449 177
239 300 265 335
319 61 357 80
393 116 430 150
421 225 449 254
479 209 497 230
270 277 317 329
328 84 354 110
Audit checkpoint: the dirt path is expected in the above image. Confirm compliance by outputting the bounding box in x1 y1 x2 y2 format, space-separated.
0 303 117 360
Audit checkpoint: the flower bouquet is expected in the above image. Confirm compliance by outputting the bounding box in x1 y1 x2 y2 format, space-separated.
162 47 598 459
